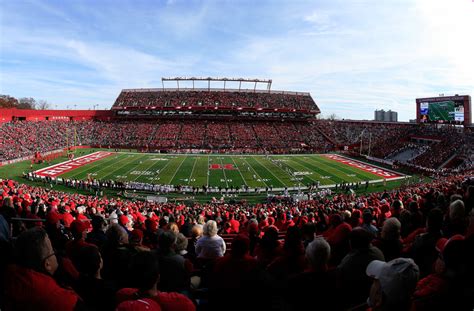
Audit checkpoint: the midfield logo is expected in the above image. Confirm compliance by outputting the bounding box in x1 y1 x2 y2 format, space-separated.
209 164 235 170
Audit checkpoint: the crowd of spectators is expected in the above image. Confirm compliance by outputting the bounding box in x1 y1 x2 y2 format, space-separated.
0 170 473 310
408 130 468 169
0 120 334 161
0 121 96 161
113 90 318 111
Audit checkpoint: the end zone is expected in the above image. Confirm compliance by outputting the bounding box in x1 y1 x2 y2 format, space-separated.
323 154 405 179
34 151 114 177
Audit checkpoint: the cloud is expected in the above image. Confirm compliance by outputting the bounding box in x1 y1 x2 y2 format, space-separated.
303 10 331 26
1 0 472 121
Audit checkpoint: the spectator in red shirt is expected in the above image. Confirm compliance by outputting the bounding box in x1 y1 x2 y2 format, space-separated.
116 251 195 311
228 213 240 233
209 235 261 311
411 236 470 311
5 227 83 311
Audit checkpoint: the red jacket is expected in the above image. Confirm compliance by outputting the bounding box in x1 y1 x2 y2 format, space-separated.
116 288 195 311
5 265 80 311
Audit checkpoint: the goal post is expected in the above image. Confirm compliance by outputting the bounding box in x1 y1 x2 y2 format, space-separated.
65 127 78 158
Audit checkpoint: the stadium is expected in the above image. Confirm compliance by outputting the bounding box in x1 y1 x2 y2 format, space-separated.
1 2 474 311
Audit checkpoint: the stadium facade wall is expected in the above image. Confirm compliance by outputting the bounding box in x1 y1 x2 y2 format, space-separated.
0 109 114 123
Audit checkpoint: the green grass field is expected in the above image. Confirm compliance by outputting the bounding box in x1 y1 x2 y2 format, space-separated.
42 151 403 189
428 101 454 121
0 148 420 203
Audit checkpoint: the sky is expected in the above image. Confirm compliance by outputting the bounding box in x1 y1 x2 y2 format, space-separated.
0 0 473 121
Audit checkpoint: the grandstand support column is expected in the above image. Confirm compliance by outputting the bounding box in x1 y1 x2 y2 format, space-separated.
359 130 364 156
368 132 372 157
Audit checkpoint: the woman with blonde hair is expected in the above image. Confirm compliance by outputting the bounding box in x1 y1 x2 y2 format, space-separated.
195 220 226 259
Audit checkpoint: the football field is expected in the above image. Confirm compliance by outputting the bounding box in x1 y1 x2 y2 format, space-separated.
34 151 405 189
428 101 454 121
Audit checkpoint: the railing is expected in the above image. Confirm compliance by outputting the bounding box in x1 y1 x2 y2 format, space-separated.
120 88 311 96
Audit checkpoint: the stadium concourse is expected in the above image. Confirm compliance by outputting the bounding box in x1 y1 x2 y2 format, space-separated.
0 86 473 311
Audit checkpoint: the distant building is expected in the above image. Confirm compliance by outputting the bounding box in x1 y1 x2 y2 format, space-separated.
374 109 398 122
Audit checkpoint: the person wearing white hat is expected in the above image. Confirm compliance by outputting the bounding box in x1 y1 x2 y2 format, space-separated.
366 258 419 311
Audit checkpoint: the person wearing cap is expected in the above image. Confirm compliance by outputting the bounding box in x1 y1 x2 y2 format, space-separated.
101 224 134 287
119 214 132 234
65 219 94 267
410 208 444 277
323 213 352 266
130 229 150 252
366 258 419 311
4 227 84 311
142 218 158 247
360 208 379 237
86 215 108 249
44 210 69 251
411 236 470 311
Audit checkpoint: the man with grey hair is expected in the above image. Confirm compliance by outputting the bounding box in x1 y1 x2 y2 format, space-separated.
286 237 337 311
374 218 402 261
445 199 468 237
305 237 331 270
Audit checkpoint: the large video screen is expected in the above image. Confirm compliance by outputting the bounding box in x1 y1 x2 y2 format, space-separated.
419 100 464 124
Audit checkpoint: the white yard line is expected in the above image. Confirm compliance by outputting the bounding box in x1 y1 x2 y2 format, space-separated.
151 155 175 183
219 157 229 188
242 157 269 187
230 156 248 186
100 155 144 180
132 157 162 182
206 156 210 187
187 157 198 185
166 156 187 184
107 154 151 180
254 156 287 187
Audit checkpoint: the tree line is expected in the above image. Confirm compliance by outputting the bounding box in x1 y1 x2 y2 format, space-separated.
0 94 50 110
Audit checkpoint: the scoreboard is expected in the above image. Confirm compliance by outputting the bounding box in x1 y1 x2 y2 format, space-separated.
416 95 471 126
